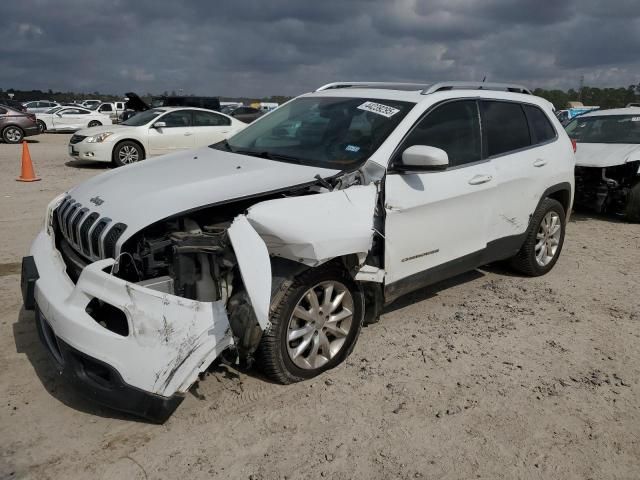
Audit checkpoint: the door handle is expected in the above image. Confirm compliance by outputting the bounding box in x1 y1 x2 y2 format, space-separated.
468 174 493 185
184 132 193 136
533 158 548 167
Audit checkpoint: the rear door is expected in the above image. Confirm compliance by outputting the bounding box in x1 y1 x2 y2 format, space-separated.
480 101 555 245
147 109 194 155
53 108 90 130
192 110 233 145
384 100 496 291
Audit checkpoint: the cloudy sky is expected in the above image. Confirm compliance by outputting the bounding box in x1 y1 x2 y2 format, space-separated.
1 0 639 97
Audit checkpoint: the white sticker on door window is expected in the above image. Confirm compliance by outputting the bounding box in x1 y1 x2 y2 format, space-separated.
357 101 400 118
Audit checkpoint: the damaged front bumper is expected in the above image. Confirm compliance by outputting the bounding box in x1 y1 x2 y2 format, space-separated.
22 229 234 422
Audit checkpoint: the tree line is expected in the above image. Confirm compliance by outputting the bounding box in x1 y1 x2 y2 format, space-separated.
533 85 640 110
2 85 639 111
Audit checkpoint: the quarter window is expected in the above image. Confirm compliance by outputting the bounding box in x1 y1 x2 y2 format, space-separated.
193 111 230 127
524 105 556 144
398 100 482 167
481 101 531 156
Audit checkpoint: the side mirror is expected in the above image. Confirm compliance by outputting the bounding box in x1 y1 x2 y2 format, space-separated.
152 121 166 129
399 145 449 171
55 112 63 117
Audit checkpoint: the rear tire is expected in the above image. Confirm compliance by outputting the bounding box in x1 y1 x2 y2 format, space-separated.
37 120 47 133
625 181 640 222
256 265 364 384
88 120 102 128
112 140 144 167
510 198 566 276
2 126 24 144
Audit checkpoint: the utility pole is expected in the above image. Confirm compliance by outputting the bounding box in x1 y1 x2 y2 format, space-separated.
578 75 584 102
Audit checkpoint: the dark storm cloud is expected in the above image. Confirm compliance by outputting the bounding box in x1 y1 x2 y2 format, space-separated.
1 0 639 97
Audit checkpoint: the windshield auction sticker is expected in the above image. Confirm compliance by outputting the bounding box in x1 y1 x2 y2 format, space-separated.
357 101 400 118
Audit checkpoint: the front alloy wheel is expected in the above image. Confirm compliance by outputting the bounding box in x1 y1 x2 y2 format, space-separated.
112 141 145 167
286 281 355 370
257 266 363 383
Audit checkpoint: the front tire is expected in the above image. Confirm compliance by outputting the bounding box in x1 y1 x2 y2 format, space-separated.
88 120 102 128
112 140 144 167
2 126 24 144
625 181 640 222
510 198 566 276
256 265 363 384
37 120 47 133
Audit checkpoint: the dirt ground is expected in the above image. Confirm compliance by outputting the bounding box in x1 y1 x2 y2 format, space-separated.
1 134 639 480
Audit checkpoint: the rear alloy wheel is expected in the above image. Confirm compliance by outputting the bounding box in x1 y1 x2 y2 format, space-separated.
113 141 144 167
88 120 102 128
510 198 566 276
2 126 24 144
37 120 47 133
625 181 640 222
257 266 363 383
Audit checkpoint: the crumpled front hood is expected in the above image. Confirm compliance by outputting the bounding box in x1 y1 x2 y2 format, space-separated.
575 143 640 168
65 147 339 242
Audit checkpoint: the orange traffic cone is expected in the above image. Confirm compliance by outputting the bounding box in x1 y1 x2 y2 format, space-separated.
16 141 40 182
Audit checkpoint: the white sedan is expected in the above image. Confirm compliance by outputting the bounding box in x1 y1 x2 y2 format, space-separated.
36 106 113 133
68 107 246 166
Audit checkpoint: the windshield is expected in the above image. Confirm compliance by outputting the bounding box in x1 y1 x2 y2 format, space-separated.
45 106 63 114
219 96 414 169
566 115 640 144
121 108 164 126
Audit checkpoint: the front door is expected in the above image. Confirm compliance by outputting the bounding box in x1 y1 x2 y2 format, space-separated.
384 100 496 296
147 109 195 156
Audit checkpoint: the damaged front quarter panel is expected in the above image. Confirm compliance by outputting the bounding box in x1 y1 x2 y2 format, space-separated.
242 184 379 267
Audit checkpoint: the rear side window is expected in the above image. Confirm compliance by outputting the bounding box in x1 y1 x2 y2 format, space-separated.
524 105 556 144
193 110 230 127
398 100 482 167
481 101 531 156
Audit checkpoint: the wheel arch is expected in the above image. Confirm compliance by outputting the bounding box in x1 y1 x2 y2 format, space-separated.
536 182 572 218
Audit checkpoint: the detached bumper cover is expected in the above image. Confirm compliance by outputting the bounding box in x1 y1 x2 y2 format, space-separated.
22 229 234 421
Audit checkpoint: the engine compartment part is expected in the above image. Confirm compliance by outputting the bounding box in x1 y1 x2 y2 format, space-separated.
575 162 640 217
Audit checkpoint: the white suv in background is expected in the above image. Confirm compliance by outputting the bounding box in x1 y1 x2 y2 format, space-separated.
22 81 574 422
68 106 245 166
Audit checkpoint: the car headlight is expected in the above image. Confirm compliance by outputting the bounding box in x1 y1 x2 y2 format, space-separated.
86 132 114 143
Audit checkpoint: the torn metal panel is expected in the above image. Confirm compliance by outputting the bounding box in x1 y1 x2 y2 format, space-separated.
227 215 272 330
31 230 233 398
245 184 378 266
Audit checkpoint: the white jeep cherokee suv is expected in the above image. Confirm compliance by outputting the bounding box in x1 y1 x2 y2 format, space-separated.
21 81 574 422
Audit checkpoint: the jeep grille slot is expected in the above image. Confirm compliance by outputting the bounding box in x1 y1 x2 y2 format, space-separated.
54 200 126 261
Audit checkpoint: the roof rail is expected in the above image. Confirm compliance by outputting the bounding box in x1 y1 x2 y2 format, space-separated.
422 82 532 95
315 82 430 92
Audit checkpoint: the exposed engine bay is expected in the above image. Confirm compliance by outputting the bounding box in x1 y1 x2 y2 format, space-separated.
575 161 640 215
53 168 383 364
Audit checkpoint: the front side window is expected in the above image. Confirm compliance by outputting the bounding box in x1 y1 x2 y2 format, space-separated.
161 110 192 127
396 100 481 167
481 101 531 156
223 96 414 169
193 110 230 127
565 115 640 144
524 105 556 144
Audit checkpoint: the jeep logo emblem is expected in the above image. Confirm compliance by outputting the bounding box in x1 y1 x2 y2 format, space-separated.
90 196 104 206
